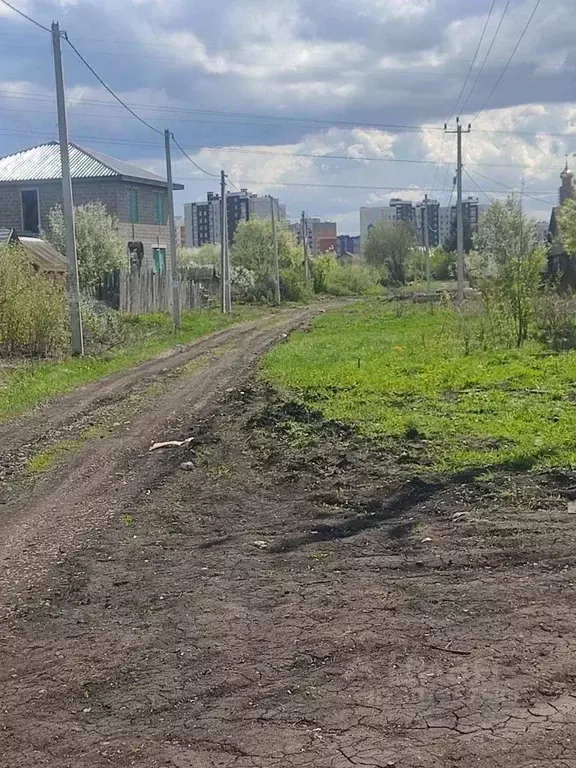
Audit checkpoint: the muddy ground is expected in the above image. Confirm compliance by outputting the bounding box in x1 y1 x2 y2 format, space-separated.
1 309 576 767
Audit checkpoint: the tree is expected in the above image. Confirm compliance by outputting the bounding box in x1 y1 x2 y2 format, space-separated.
47 202 126 291
473 195 546 347
364 221 415 285
231 219 300 282
443 216 473 254
179 243 220 267
557 198 576 256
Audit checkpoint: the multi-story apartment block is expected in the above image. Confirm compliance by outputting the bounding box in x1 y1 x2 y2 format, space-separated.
184 190 284 247
359 206 396 251
337 235 361 257
415 199 440 248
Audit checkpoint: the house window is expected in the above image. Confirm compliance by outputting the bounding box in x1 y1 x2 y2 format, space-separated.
152 247 166 274
154 192 166 225
21 189 39 234
129 189 139 223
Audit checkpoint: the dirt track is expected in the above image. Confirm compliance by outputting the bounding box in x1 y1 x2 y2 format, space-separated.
1 307 576 768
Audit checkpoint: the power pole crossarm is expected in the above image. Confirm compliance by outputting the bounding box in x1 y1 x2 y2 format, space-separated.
165 129 180 330
52 21 83 356
444 117 471 303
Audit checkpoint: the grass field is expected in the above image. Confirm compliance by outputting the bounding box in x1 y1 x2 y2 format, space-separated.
0 307 264 421
264 301 576 472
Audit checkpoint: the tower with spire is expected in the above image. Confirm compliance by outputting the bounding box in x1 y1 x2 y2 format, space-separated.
560 155 575 205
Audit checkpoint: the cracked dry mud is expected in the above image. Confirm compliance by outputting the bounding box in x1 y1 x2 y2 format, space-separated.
1 310 576 767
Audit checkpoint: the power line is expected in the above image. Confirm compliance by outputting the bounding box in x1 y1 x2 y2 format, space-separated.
447 0 498 121
0 0 50 32
0 88 574 139
63 35 164 136
459 0 512 116
170 133 219 178
472 0 543 122
464 167 494 203
467 168 554 205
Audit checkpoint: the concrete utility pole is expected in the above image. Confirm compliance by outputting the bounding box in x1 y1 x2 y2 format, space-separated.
269 196 281 305
445 117 471 303
165 130 180 330
423 193 431 293
52 21 83 356
220 171 229 313
301 211 310 282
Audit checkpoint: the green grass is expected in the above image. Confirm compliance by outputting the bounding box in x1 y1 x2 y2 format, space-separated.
0 307 266 422
264 301 576 472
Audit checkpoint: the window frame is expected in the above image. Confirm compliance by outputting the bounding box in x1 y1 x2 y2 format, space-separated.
128 188 139 224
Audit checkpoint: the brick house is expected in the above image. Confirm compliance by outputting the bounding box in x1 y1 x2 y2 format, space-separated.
0 142 184 271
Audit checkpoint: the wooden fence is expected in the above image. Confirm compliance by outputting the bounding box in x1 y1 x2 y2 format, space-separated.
92 268 220 314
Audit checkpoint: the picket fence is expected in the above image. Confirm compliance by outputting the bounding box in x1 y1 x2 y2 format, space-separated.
93 268 219 314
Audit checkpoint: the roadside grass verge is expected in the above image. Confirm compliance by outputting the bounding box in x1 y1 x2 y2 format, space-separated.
264 301 576 472
0 306 266 422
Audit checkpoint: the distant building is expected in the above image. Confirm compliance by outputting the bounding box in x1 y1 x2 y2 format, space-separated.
415 198 440 248
535 221 549 243
437 196 487 247
360 206 396 251
548 160 576 287
389 198 416 228
184 190 285 247
337 235 361 257
310 220 337 254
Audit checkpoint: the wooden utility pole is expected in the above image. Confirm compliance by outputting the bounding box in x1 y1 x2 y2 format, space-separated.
52 21 83 356
220 171 229 313
445 117 471 303
270 196 281 305
301 211 309 282
165 130 180 330
423 193 431 292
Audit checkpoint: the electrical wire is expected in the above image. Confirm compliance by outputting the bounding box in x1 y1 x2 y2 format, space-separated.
0 0 50 33
459 0 512 116
447 0 498 122
471 0 543 123
64 35 164 137
170 133 219 178
467 167 555 205
464 167 494 203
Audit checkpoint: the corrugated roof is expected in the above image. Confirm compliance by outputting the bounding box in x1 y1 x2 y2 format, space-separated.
0 142 181 188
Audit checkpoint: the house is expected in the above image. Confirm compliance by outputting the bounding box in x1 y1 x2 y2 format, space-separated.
548 159 576 288
0 228 67 274
0 142 184 271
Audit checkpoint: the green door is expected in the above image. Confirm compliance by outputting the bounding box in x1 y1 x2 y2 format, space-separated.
152 247 166 274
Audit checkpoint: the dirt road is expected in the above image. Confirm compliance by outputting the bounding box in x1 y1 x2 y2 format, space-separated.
1 306 576 768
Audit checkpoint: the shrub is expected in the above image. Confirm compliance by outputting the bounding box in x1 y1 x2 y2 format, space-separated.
535 290 576 351
280 269 311 302
312 253 382 296
81 298 130 350
0 246 68 357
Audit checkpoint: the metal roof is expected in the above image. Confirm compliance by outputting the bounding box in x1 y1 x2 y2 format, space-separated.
18 237 68 273
0 142 183 188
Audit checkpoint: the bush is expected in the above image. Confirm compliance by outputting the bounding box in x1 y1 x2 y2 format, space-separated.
0 246 68 357
81 298 130 350
179 244 220 267
312 254 382 296
535 291 576 351
280 269 311 302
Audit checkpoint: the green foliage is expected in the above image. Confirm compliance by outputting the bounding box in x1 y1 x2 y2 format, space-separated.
47 202 126 291
535 290 576 351
557 198 576 256
430 247 456 280
264 301 576 472
443 217 473 253
280 269 311 302
0 245 68 357
473 196 546 347
179 243 220 267
312 253 382 296
232 219 300 282
364 222 415 285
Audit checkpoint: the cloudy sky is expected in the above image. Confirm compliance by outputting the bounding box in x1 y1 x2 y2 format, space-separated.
0 0 574 233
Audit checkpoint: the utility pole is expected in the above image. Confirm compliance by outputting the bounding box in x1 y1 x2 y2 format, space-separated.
220 171 229 313
52 21 83 356
270 196 281 305
423 193 431 293
301 211 309 282
165 130 180 330
445 117 471 303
